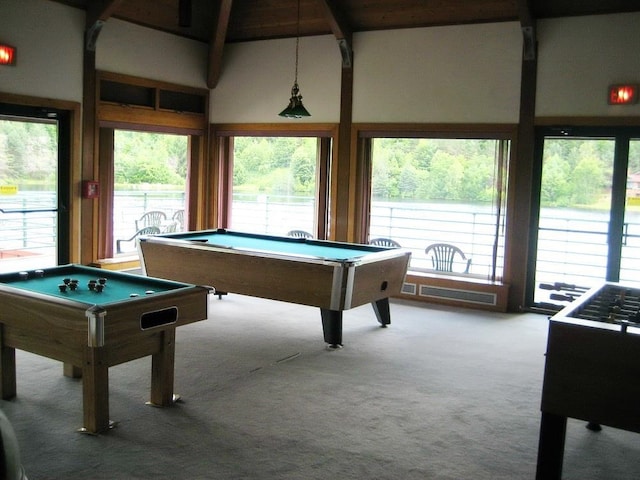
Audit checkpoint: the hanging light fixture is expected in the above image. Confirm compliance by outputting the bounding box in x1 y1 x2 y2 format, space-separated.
279 0 311 118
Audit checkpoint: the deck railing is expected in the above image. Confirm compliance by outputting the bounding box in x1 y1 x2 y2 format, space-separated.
2 191 640 290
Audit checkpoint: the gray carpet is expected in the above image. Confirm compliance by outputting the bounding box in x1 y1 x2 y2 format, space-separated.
2 295 640 479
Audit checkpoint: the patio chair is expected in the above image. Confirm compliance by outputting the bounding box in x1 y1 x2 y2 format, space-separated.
287 229 313 238
116 226 160 254
135 210 167 230
369 237 401 248
424 243 471 273
172 209 184 231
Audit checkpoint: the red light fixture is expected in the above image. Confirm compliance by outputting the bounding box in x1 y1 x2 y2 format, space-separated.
0 44 16 66
608 84 638 105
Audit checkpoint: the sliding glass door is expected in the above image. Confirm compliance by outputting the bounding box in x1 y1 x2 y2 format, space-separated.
0 105 69 273
530 127 640 310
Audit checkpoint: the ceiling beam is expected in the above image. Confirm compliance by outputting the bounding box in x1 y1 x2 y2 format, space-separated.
317 0 353 68
207 0 234 89
85 0 124 51
517 0 537 61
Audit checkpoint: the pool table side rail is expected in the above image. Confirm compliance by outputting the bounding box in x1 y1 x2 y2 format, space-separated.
139 233 408 266
0 283 209 367
139 238 410 310
0 288 89 366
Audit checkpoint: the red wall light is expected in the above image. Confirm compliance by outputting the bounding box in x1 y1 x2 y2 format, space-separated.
608 84 638 105
0 44 16 66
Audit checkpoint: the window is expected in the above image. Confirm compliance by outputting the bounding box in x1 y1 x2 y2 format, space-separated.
230 136 318 235
367 135 511 282
112 130 188 254
529 127 640 310
214 126 334 239
0 106 71 272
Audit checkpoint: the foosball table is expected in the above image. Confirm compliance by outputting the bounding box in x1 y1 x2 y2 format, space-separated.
536 282 640 479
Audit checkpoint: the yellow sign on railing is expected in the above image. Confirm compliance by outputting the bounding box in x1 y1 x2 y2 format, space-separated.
0 185 18 195
627 197 640 206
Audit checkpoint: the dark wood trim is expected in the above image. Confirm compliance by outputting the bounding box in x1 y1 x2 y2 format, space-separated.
0 93 82 264
316 138 331 239
354 136 373 243
536 116 640 127
85 0 123 51
97 128 114 259
355 123 517 138
506 26 538 311
214 123 337 137
187 134 205 231
331 60 354 242
207 0 233 89
82 48 99 265
318 0 353 68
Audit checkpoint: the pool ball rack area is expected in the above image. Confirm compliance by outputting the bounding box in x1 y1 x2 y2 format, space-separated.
0 264 210 434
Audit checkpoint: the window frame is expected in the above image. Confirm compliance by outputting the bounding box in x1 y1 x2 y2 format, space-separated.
211 124 337 239
354 123 517 283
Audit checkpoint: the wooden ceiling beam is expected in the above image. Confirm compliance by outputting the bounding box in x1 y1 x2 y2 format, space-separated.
207 0 234 89
85 0 124 51
517 0 537 60
317 0 353 68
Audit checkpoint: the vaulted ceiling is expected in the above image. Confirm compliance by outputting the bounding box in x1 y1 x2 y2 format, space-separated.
47 0 640 88
50 0 640 44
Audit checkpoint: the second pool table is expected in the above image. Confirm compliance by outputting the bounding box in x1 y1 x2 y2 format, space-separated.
0 264 210 433
138 229 411 347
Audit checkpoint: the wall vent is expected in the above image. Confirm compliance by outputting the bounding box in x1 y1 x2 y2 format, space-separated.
401 282 417 295
419 285 497 306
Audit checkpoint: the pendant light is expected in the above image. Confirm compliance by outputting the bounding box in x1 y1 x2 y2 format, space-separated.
279 0 311 118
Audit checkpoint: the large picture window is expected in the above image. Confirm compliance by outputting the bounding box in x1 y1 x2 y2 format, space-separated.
230 136 318 236
112 130 189 254
367 135 511 282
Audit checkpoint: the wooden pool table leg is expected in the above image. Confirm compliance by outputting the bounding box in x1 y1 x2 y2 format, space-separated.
320 309 343 348
371 298 391 327
148 329 177 407
0 327 16 399
81 346 110 434
536 412 567 480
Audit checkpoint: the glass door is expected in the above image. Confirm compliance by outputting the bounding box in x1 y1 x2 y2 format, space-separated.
530 127 640 310
0 106 68 273
620 138 640 284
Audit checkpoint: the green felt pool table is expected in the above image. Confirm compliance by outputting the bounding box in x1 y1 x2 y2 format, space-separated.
0 264 210 434
138 229 411 347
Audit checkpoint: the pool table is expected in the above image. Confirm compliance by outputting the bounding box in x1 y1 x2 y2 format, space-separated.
0 264 210 434
138 229 411 347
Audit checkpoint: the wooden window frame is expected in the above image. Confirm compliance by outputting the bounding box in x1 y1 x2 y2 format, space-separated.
211 123 337 239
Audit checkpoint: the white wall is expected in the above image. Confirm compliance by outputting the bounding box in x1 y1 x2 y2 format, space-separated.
96 19 208 89
536 12 640 117
2 1 640 122
1 0 84 102
209 35 342 123
353 23 523 123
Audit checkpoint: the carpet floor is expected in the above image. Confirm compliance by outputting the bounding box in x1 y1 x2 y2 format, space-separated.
2 295 640 479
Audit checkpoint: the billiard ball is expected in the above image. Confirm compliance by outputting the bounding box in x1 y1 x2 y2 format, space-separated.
58 284 67 292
